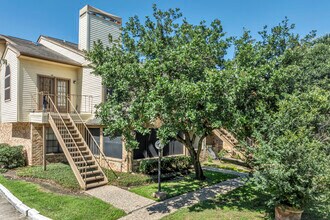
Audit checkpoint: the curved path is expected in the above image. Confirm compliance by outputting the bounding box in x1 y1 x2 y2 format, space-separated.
0 193 26 220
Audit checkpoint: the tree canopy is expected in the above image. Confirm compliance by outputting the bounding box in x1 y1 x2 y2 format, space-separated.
87 5 234 179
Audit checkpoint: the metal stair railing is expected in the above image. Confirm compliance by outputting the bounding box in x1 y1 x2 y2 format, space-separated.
46 95 88 188
66 97 118 179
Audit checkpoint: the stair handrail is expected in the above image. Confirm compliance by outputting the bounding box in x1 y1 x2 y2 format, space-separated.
66 97 118 179
46 95 88 187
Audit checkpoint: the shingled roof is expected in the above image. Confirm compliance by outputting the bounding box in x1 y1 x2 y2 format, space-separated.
0 35 82 66
39 35 83 55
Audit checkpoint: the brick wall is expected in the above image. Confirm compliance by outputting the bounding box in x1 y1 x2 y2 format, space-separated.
0 122 32 165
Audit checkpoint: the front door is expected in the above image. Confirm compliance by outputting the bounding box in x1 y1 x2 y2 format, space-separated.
38 76 55 111
56 79 69 113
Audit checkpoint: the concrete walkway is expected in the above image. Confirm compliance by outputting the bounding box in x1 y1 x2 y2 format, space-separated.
119 177 244 220
0 194 26 220
86 185 155 213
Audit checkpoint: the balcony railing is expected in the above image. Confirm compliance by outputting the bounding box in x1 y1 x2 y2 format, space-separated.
30 92 98 114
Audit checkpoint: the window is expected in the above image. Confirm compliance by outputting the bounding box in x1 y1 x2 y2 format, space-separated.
103 87 113 102
88 128 101 155
4 65 10 101
134 129 184 159
46 128 62 153
104 136 122 159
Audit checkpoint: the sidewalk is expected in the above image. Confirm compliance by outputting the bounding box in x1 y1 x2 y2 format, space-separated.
86 185 155 213
119 177 244 220
87 168 246 220
0 193 26 220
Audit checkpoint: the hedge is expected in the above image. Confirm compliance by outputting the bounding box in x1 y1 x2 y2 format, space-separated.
139 156 192 175
0 144 25 169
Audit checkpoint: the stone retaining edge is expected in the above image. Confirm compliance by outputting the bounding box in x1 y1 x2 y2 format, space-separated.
0 183 51 220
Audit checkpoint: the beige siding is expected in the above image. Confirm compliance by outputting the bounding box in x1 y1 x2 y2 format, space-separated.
0 43 6 59
0 48 18 122
89 14 121 50
19 58 79 121
39 38 86 64
79 12 88 51
81 67 102 113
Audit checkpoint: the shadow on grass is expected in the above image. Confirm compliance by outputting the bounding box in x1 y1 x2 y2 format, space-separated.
187 182 272 216
186 181 328 220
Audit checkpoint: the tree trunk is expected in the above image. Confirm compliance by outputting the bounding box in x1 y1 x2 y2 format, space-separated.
186 143 206 180
176 133 206 180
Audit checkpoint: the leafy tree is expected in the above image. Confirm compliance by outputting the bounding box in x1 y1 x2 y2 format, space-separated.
227 19 318 143
87 5 232 179
253 88 330 217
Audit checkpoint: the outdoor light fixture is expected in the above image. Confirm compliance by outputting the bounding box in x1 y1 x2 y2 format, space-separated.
73 80 77 84
153 140 167 200
0 59 7 65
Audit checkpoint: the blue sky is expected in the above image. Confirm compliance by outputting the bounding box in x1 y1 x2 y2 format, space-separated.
1 0 329 45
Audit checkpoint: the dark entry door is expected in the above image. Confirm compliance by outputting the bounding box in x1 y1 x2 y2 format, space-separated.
56 79 69 113
38 76 55 111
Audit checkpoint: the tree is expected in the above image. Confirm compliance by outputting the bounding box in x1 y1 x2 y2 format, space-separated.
87 5 232 180
253 88 330 217
226 19 318 144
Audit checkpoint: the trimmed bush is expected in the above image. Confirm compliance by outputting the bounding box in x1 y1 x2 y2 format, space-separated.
0 144 25 169
139 156 192 174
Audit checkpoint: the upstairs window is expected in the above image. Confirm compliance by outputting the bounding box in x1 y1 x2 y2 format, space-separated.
4 65 10 101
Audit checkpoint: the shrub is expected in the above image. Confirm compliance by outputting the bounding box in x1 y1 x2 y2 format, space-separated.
0 144 25 169
139 156 192 174
253 89 330 217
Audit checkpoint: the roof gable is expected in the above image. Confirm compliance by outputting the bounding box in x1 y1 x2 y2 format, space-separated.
0 35 82 66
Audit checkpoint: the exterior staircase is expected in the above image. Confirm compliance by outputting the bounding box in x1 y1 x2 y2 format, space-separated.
46 96 112 190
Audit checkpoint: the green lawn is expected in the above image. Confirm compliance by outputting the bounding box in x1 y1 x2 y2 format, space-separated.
203 160 251 173
0 175 126 220
129 170 237 201
16 163 80 190
17 163 152 189
162 183 270 220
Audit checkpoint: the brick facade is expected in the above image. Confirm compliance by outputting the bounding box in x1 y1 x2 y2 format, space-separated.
0 122 32 165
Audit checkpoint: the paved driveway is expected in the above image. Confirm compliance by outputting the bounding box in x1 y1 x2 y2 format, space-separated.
0 194 26 220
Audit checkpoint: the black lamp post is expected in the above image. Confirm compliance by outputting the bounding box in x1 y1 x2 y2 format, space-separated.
153 140 167 200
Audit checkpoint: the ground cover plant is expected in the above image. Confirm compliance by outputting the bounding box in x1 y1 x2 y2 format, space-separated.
17 163 153 189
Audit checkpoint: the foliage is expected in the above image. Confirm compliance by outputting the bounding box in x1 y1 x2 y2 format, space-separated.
105 169 152 187
87 4 234 180
227 18 320 141
0 144 25 169
139 156 192 174
0 175 126 220
0 168 7 173
252 88 330 216
217 149 227 160
17 163 80 190
203 161 251 173
129 170 236 201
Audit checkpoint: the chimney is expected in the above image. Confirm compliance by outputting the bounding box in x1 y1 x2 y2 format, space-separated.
78 5 122 51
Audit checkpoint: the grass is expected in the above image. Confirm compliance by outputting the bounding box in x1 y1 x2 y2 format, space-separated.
16 163 80 190
17 163 153 189
162 183 271 220
105 169 153 187
162 181 328 220
129 170 237 201
0 175 126 220
203 160 251 173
